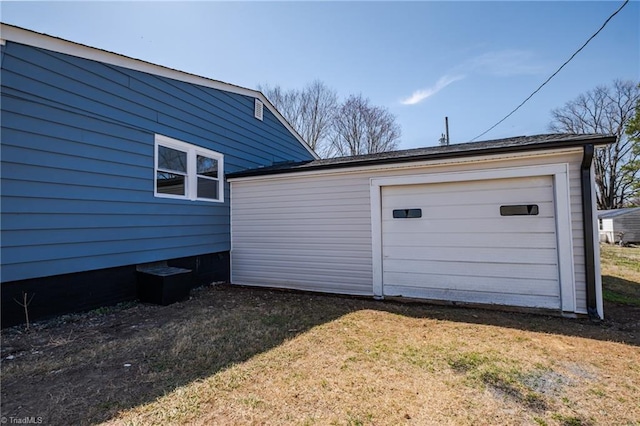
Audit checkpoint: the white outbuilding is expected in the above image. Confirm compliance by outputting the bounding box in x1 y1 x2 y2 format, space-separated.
598 208 640 244
228 134 616 319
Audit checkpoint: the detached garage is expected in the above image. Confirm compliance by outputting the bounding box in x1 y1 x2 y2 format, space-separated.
228 134 615 319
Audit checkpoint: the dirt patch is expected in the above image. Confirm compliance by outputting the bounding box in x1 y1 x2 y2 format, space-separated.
1 283 639 426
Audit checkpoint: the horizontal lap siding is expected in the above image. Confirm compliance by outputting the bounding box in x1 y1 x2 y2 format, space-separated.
616 212 640 242
0 41 314 282
231 150 589 313
232 176 374 295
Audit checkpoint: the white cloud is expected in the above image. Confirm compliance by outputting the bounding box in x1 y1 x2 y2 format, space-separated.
400 49 543 106
465 49 544 77
401 74 465 105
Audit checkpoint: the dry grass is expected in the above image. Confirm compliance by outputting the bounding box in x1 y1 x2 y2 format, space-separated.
106 309 639 426
1 247 639 426
601 244 640 306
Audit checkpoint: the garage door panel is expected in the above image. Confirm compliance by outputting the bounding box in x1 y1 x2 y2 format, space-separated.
384 176 552 196
383 185 551 207
382 217 558 234
381 202 555 221
383 285 560 309
382 232 557 249
383 259 559 280
383 186 553 207
383 273 559 297
384 246 558 264
381 175 560 309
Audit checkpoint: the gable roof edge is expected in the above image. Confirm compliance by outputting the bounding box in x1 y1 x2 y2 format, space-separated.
0 22 319 160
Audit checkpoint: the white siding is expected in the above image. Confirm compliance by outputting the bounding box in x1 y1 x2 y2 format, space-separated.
230 149 590 314
231 176 374 295
602 218 615 232
599 219 615 243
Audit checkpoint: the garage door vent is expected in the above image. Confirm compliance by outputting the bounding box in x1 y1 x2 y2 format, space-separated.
500 204 539 216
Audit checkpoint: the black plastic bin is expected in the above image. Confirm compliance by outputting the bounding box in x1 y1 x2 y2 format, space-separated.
137 266 193 305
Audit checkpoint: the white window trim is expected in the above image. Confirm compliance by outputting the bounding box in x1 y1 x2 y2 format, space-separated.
154 134 224 203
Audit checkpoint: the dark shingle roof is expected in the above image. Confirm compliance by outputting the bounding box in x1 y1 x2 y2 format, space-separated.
227 133 616 178
598 207 640 219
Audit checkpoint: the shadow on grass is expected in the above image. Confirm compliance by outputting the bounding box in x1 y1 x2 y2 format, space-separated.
1 283 638 425
1 285 376 425
602 275 640 306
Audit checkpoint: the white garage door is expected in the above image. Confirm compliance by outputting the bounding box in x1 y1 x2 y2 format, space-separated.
381 176 560 309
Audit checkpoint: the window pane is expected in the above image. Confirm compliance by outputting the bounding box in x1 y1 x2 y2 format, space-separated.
158 146 187 173
197 155 218 176
393 209 422 219
500 204 539 216
157 172 186 196
197 177 218 200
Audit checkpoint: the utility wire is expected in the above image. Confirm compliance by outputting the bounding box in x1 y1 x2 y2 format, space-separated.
470 0 630 142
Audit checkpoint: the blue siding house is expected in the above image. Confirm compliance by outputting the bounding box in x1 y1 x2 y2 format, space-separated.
0 23 317 326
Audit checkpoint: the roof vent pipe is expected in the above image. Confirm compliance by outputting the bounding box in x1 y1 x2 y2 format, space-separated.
439 117 450 146
445 116 450 145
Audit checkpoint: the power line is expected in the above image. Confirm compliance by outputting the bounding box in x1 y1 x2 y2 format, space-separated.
470 0 630 142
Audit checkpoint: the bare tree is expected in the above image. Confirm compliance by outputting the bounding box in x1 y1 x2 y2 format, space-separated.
624 87 640 206
259 80 337 157
549 80 640 209
330 94 401 157
300 81 338 157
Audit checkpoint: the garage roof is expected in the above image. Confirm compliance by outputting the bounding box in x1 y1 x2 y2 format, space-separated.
228 133 616 178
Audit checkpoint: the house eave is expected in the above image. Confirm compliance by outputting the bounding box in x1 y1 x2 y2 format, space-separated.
227 134 616 179
0 22 319 160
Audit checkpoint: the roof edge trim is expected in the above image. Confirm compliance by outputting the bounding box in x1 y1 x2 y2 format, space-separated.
227 135 616 179
0 23 319 160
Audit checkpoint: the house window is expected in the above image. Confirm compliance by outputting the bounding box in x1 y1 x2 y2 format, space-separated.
155 135 224 202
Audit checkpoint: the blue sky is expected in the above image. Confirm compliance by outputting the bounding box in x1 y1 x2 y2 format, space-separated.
2 1 638 149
